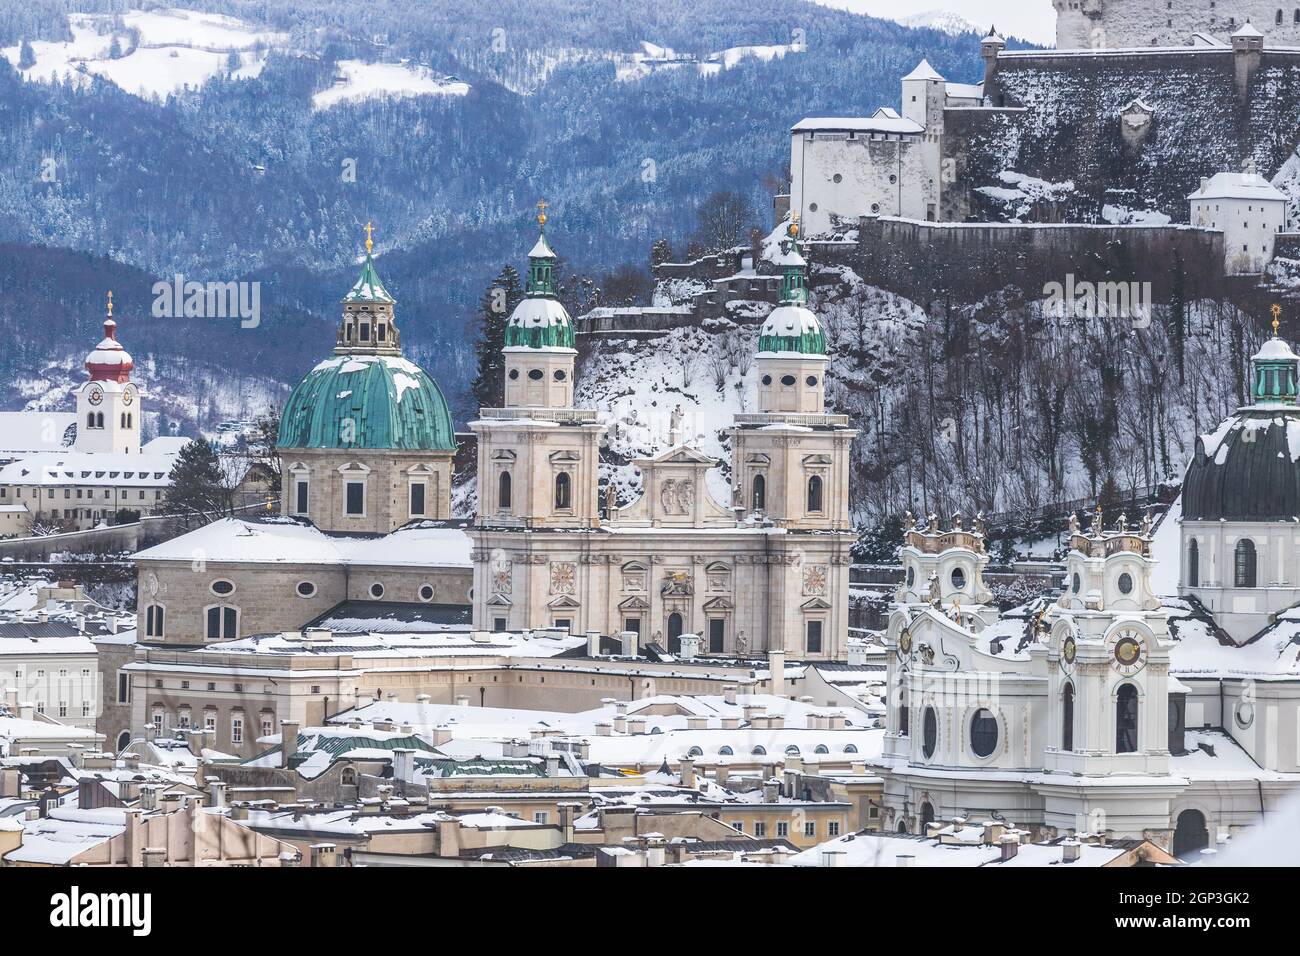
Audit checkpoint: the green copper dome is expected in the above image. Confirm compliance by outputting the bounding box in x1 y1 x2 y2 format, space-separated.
757 227 826 355
278 354 455 451
503 225 576 350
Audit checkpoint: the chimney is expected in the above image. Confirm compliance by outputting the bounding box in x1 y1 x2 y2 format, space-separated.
763 779 780 803
546 754 562 778
310 843 338 868
999 834 1019 862
627 717 646 735
393 748 415 783
613 715 627 734
18 702 33 721
124 808 144 867
687 716 708 730
821 849 846 867
433 725 454 746
454 695 470 708
595 721 613 736
619 630 639 658
141 847 166 867
679 757 696 789
0 767 19 798
768 650 786 696
895 854 914 867
280 720 299 768
982 821 1005 845
1061 839 1082 864
714 765 730 788
586 630 602 657
437 818 462 858
557 801 580 842
138 784 158 811
208 779 227 809
723 685 737 706
3 687 16 711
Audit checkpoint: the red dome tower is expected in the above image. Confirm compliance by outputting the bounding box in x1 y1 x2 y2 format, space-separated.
84 291 134 384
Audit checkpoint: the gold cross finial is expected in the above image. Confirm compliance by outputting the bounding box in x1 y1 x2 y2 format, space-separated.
1272 303 1282 337
788 214 799 238
106 290 113 318
364 221 374 254
537 198 548 227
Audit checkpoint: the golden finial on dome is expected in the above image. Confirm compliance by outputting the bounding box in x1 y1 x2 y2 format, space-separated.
364 221 374 254
537 198 549 228
1272 303 1282 337
788 214 799 239
106 290 113 318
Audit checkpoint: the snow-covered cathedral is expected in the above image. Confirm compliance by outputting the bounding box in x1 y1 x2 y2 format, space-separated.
879 323 1300 854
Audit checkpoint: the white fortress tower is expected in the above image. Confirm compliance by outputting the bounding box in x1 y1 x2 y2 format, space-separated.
75 292 140 455
1053 0 1300 49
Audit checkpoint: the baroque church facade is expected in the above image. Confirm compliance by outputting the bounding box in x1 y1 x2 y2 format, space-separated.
468 217 858 660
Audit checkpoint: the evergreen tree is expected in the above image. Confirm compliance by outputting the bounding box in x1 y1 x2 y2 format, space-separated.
470 264 521 409
650 237 673 267
162 439 233 528
18 39 36 71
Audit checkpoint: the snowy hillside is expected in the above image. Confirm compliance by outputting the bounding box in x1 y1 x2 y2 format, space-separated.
896 10 982 36
312 60 469 110
2 9 286 99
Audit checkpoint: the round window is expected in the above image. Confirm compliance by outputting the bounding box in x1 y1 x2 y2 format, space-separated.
806 375 818 387
211 580 235 596
1235 701 1255 729
833 173 843 184
889 174 898 184
508 369 519 380
369 583 385 599
527 369 544 381
762 375 772 386
1118 572 1134 595
781 374 797 386
554 369 567 381
296 581 316 598
922 708 938 759
951 567 967 590
419 584 435 602
1072 572 1081 594
808 202 819 212
871 203 881 213
970 708 999 757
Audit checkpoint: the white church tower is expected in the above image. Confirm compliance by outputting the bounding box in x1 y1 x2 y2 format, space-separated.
75 292 140 455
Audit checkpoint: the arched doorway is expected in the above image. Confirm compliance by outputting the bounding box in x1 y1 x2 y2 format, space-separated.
1172 809 1209 858
1116 684 1139 753
116 731 131 753
919 801 935 831
667 612 684 654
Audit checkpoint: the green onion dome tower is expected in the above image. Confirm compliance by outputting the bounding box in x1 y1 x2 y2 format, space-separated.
502 201 578 409
756 218 829 414
278 223 456 533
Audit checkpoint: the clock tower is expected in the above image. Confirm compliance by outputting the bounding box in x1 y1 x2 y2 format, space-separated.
75 292 141 455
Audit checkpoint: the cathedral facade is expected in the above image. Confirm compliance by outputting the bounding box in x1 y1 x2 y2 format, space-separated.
468 219 858 660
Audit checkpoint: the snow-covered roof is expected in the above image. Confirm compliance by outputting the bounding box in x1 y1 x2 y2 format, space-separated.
134 517 473 568
1187 172 1286 203
902 59 944 82
507 296 571 330
1253 337 1299 362
1232 22 1264 39
0 441 186 487
186 627 582 661
791 110 924 135
4 807 125 865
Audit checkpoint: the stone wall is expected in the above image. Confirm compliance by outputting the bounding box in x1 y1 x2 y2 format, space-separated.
1056 0 1300 49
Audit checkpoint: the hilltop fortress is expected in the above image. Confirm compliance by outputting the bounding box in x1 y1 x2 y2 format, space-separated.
1054 0 1300 49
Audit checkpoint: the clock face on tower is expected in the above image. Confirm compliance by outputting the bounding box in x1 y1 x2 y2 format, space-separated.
1110 627 1147 677
122 388 134 406
87 385 104 406
1063 636 1077 666
899 631 913 658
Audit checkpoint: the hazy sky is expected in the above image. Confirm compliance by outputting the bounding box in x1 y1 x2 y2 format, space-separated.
809 0 1058 46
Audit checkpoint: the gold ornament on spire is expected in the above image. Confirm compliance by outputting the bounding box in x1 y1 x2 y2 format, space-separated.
364 221 374 254
788 214 799 239
1272 303 1282 337
106 290 113 318
537 198 549 227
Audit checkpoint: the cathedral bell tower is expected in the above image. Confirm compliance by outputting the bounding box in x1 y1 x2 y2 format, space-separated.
503 201 577 409
76 291 140 455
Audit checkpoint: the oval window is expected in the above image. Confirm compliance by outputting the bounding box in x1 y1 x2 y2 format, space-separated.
211 580 235 596
761 375 772 386
970 708 999 757
1072 572 1081 594
808 202 819 212
906 566 915 587
951 567 966 590
369 583 385 599
419 584 435 602
527 369 544 381
296 581 316 598
806 375 818 387
508 368 520 380
922 708 938 758
554 369 567 381
781 375 797 386
1118 572 1134 594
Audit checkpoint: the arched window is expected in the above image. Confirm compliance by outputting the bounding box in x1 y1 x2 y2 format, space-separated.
687 746 703 757
969 709 999 757
1234 538 1257 588
1062 682 1075 751
205 605 239 641
718 746 733 755
752 474 766 512
96 413 104 428
785 745 801 756
1116 684 1139 753
899 700 909 736
920 802 935 830
667 612 684 653
144 604 165 638
843 743 858 754
807 474 824 513
116 730 131 753
1187 538 1199 588
554 472 572 510
1172 809 1209 858
1278 8 1285 24
751 745 766 755
1295 8 1299 24
922 707 938 758
87 412 96 428
814 744 829 754
497 471 512 510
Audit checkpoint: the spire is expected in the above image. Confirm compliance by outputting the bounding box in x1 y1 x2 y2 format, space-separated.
526 199 558 297
1251 304 1299 405
777 218 808 307
343 222 395 305
85 290 133 383
756 218 826 356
